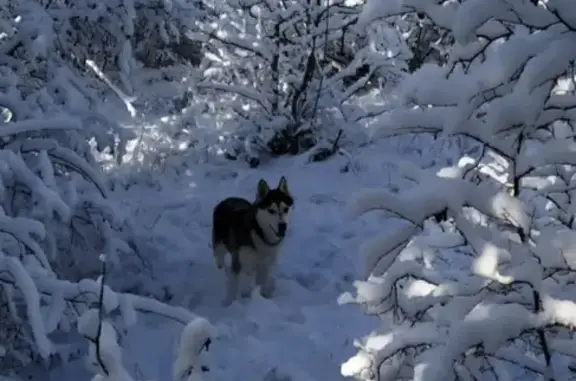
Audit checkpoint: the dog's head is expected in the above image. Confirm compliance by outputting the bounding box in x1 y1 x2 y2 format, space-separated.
254 176 294 240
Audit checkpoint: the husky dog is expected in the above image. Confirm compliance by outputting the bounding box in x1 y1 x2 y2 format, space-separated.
212 176 294 305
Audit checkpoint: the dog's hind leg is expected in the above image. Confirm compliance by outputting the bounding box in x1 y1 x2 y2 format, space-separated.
211 222 227 269
213 244 227 269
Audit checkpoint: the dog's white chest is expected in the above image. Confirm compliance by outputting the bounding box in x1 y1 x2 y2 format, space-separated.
236 232 282 269
252 234 282 258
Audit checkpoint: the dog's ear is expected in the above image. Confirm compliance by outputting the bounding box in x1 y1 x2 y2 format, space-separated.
278 176 290 195
256 179 270 201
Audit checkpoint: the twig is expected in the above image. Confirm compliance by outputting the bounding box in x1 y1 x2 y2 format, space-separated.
332 129 343 151
85 60 137 118
95 256 109 376
309 0 331 126
338 148 359 176
308 128 344 162
532 290 554 381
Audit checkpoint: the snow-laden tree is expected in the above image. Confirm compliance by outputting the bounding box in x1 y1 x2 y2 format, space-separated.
341 1 576 380
132 0 205 69
363 0 576 217
191 0 410 165
0 0 211 375
0 111 214 375
340 155 576 381
1 0 205 113
358 5 453 72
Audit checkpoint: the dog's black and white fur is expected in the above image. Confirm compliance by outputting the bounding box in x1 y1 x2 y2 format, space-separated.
212 176 294 305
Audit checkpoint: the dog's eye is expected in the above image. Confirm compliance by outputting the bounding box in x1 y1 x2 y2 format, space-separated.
268 208 276 214
283 207 289 213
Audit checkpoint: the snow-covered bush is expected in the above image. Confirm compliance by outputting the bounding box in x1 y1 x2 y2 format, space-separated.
0 0 205 135
0 0 211 375
79 258 214 381
192 0 410 165
0 115 121 375
0 113 212 376
132 0 205 69
2 0 203 90
80 312 213 381
357 5 453 72
341 1 576 380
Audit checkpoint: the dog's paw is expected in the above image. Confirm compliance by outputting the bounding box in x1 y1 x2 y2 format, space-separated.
260 287 275 299
260 292 274 299
259 279 276 299
222 297 234 307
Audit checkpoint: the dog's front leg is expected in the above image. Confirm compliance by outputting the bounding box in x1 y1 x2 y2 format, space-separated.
256 262 276 299
213 244 227 269
238 248 257 298
223 269 239 306
223 253 241 306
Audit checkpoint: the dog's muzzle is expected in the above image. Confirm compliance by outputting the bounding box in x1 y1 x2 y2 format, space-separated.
269 222 287 240
278 222 287 237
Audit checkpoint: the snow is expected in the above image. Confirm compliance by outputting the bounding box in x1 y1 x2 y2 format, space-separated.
47 135 405 381
6 0 576 378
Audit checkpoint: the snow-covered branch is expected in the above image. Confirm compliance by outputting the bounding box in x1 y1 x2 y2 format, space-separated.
342 2 576 380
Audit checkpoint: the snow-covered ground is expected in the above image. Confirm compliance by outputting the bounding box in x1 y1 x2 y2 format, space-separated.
49 137 411 381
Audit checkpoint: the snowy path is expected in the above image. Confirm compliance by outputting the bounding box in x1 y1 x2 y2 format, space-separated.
58 152 392 381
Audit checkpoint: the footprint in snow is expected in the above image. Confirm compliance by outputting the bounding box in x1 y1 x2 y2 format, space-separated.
292 272 328 292
308 193 338 205
316 224 335 234
340 230 356 239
